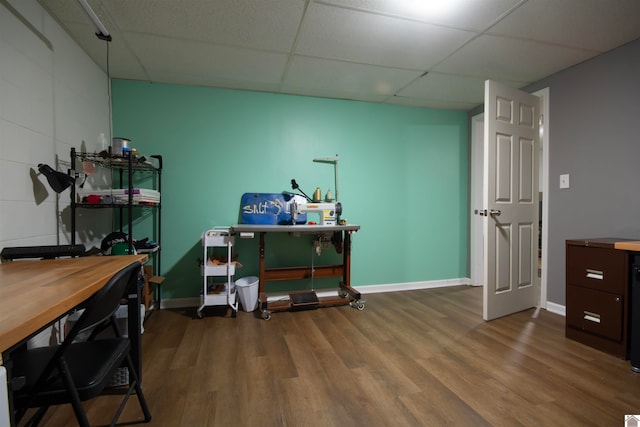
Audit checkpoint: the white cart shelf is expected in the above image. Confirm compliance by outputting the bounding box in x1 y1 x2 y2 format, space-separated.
198 227 238 318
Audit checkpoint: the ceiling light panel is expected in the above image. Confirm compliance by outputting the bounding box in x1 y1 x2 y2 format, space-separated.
296 3 475 70
318 0 524 30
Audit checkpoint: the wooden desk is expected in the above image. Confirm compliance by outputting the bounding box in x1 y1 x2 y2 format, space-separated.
232 224 362 319
0 255 147 354
0 255 148 426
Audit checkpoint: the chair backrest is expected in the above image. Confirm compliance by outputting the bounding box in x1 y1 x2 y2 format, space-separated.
22 261 141 403
0 244 86 261
65 261 141 343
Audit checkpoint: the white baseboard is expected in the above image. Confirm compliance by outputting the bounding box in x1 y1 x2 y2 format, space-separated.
357 278 471 294
157 280 566 317
158 278 472 309
544 301 566 316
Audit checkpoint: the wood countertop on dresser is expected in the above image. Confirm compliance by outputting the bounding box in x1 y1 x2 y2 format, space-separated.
614 241 640 251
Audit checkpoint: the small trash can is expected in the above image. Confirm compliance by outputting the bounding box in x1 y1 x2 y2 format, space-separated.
235 276 259 312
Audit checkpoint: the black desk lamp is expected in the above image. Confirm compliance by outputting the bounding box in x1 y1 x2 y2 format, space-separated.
38 164 75 193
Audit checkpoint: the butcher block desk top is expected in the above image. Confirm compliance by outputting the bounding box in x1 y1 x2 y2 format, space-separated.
614 241 640 251
0 254 147 354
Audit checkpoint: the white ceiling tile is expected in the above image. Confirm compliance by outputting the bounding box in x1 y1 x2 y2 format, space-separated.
433 34 598 82
488 0 640 52
280 86 389 103
126 34 289 87
58 23 150 81
296 3 476 70
145 73 284 94
399 73 479 104
386 95 478 110
101 0 306 52
319 0 523 31
283 56 421 101
398 72 527 104
39 0 96 25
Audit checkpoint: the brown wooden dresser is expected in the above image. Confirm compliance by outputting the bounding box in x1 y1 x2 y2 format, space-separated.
566 238 634 359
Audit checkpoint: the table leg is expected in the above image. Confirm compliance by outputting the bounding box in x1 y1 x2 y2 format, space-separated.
259 232 267 312
340 230 361 300
127 270 142 383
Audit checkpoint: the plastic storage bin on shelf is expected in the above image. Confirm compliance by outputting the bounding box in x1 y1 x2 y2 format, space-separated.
198 227 238 318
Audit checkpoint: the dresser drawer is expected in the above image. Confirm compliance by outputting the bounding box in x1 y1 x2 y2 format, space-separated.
566 245 627 293
566 285 623 341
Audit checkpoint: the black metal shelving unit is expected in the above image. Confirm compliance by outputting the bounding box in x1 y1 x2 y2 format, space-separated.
70 147 163 308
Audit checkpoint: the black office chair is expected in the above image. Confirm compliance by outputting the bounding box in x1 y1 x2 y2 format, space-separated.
11 261 152 427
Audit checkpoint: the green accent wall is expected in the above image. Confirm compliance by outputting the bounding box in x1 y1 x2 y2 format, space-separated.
112 80 469 300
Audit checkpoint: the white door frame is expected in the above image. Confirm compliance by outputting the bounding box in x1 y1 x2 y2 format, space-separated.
470 113 484 286
470 87 550 309
534 87 550 309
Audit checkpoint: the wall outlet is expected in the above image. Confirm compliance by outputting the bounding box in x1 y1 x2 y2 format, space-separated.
559 174 570 189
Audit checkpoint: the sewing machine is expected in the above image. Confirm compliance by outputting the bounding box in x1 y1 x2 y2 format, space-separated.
288 156 344 226
289 199 342 226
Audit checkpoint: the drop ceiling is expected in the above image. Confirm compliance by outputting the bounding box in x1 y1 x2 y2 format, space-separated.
39 0 640 110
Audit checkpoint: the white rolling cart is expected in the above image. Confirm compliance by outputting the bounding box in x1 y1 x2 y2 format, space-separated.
198 227 238 318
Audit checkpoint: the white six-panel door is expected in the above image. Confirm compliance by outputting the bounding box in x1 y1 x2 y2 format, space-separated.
483 80 540 321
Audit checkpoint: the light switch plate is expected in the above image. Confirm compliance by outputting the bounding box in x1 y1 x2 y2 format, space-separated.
559 174 570 189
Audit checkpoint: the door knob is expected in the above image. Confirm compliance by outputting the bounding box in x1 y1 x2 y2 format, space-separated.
489 209 501 216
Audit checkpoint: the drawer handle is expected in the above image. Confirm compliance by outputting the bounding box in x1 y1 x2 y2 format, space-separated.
583 311 601 323
586 269 604 280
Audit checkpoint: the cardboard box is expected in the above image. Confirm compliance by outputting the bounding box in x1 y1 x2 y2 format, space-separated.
143 265 164 311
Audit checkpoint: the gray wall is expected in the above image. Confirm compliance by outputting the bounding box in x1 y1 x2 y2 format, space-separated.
527 37 640 305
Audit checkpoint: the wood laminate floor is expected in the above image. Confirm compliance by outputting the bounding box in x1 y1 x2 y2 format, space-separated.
25 286 640 426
